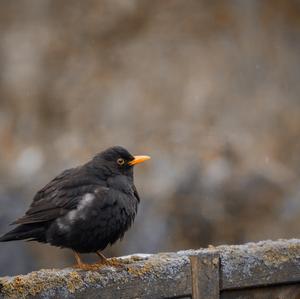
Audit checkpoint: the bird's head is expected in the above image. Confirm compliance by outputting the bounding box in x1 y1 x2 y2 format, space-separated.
92 146 150 177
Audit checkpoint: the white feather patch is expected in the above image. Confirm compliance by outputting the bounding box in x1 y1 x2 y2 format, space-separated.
57 218 70 232
67 193 95 221
56 193 96 231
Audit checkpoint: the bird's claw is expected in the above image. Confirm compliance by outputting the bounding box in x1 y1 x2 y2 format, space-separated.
74 258 124 270
96 257 125 268
74 262 103 270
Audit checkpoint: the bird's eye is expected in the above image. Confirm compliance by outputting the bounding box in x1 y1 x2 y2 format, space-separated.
117 158 125 166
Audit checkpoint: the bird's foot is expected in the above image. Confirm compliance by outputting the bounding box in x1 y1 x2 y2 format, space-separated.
74 262 104 271
73 258 124 270
73 251 106 270
72 251 125 270
95 257 125 268
95 251 124 268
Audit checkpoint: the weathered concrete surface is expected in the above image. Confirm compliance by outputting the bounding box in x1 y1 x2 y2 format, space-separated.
190 252 219 299
217 239 300 289
0 239 299 299
0 253 192 299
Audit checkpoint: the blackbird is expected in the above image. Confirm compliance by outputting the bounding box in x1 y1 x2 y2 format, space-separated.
0 146 150 269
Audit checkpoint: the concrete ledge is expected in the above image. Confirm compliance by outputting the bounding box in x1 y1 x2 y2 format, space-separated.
0 239 299 299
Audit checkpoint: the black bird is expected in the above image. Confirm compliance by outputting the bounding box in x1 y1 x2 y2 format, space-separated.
0 146 150 269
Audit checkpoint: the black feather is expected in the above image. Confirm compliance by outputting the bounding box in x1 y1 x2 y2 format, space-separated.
0 223 48 242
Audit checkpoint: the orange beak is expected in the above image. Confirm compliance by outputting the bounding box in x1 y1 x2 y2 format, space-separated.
128 155 151 166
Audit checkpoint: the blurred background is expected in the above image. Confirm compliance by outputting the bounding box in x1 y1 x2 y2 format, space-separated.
0 0 300 276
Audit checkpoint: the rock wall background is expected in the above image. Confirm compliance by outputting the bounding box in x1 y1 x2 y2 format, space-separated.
0 0 300 276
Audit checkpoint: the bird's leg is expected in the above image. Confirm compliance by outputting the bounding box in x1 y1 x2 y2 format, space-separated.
73 251 101 270
96 251 107 262
95 251 123 268
74 251 84 267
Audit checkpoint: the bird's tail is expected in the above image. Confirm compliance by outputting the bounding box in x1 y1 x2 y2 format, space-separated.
0 224 46 242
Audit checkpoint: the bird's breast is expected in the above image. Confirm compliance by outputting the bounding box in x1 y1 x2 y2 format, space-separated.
49 189 138 252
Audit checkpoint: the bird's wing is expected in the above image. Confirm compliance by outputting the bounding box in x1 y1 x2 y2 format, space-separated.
13 167 106 225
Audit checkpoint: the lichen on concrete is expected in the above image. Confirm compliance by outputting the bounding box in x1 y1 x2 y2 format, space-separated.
0 252 191 299
0 239 299 298
0 269 84 298
217 239 300 289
